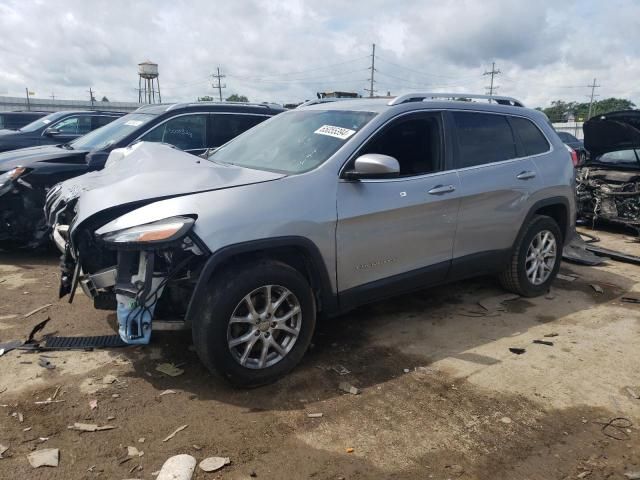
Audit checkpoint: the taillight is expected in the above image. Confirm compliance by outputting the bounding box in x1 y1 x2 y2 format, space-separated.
564 144 578 167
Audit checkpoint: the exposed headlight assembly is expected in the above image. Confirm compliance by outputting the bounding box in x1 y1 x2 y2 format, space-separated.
100 216 195 248
0 166 27 195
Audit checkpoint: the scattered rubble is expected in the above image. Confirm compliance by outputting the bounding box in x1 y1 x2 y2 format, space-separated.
533 339 554 346
159 389 177 396
478 293 520 312
102 374 117 384
625 387 640 400
556 273 578 282
68 422 116 432
0 444 8 459
591 284 604 294
509 348 526 355
157 454 196 480
156 363 184 377
339 382 360 395
199 456 231 472
331 365 350 375
127 446 144 457
27 448 59 468
624 472 640 480
307 413 323 418
23 303 52 318
163 424 188 442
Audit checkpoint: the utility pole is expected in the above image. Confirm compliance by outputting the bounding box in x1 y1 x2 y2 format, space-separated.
483 62 501 97
50 92 55 101
365 43 376 98
211 67 226 101
587 78 601 119
88 88 95 108
25 88 31 111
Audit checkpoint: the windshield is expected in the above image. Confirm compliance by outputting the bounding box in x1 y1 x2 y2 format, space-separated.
70 113 156 151
209 109 377 174
593 149 640 167
19 111 67 132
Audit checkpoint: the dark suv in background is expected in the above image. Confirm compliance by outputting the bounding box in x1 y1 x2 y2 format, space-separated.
0 110 126 153
0 102 284 247
0 111 48 131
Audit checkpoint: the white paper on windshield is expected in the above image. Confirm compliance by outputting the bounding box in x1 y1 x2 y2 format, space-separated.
314 125 356 140
125 120 143 126
42 119 51 124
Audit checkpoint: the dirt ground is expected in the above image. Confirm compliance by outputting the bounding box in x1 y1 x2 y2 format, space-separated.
0 227 639 480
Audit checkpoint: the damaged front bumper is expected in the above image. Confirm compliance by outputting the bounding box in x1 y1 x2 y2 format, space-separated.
62 215 208 345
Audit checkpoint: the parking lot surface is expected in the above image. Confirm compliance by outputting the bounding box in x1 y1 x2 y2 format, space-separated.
0 228 639 479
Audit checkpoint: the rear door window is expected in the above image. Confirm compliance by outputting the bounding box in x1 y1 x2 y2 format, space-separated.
207 114 268 147
140 114 207 151
92 115 117 129
510 116 550 156
452 112 517 168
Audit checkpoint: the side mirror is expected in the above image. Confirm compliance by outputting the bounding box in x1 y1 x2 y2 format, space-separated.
344 154 400 180
43 126 61 137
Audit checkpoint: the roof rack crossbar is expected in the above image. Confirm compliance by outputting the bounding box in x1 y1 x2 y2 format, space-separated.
388 92 524 107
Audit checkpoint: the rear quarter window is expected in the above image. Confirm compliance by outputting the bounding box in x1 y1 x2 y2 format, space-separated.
452 112 517 168
510 116 550 156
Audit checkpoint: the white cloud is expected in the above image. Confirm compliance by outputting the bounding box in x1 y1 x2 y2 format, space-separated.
0 0 637 108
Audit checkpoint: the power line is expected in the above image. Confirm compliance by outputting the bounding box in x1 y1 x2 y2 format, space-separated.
587 78 601 118
483 62 501 96
375 56 481 80
365 43 376 97
211 67 226 101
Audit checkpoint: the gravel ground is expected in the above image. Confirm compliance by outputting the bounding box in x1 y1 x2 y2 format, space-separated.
0 227 639 479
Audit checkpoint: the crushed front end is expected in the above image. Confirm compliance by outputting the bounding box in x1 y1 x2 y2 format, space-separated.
61 215 209 345
0 167 50 247
576 167 640 233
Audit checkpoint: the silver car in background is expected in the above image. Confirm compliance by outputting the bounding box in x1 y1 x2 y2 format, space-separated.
47 93 575 387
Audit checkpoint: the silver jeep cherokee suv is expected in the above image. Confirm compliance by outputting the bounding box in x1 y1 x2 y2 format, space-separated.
49 93 575 386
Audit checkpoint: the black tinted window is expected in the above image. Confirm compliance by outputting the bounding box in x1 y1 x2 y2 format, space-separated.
141 114 206 150
511 117 550 156
93 115 117 129
360 114 442 176
453 112 516 168
208 114 267 147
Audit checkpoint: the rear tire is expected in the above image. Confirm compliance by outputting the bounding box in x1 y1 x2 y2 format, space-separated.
499 215 562 297
192 260 316 387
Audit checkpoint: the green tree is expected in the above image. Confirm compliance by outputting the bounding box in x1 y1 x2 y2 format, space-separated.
101 96 109 102
539 97 636 122
226 94 248 102
198 95 215 102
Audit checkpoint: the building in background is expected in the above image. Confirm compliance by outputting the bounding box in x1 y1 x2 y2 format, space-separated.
0 96 140 113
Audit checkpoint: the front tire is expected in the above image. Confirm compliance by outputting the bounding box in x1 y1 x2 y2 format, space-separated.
192 260 316 387
499 215 562 297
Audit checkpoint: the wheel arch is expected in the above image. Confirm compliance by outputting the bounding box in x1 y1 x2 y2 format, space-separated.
513 196 571 251
185 236 337 325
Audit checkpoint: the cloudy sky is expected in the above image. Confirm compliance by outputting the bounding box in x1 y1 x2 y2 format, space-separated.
0 0 638 108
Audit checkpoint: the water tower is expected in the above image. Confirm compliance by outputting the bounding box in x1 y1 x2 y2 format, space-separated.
138 60 161 104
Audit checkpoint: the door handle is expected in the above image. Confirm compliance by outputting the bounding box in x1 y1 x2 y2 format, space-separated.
428 184 456 195
516 171 536 180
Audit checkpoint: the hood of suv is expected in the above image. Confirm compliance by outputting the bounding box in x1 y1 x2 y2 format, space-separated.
65 142 285 230
584 110 640 161
0 145 88 172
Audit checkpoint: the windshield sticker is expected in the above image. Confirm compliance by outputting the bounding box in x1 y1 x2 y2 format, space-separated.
42 119 51 124
125 120 144 127
314 125 356 140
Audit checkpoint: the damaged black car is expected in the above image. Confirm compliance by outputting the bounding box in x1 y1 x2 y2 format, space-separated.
0 102 284 248
576 110 640 234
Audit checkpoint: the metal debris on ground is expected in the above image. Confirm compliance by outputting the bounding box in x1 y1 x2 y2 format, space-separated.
34 399 65 405
159 389 177 396
331 364 350 375
42 334 127 350
339 382 360 395
38 357 55 369
68 422 116 432
27 448 59 468
533 339 554 346
0 340 23 357
0 444 8 459
25 317 51 345
163 424 188 442
23 304 52 318
625 387 640 400
156 363 185 377
156 454 196 480
478 293 520 313
307 413 323 418
509 348 526 355
591 284 604 294
621 296 640 304
556 273 579 282
199 456 231 472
